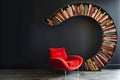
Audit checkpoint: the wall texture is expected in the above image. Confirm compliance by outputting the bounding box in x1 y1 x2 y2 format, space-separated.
1 0 120 69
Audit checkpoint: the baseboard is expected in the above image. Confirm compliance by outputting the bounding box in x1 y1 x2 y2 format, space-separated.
104 64 120 69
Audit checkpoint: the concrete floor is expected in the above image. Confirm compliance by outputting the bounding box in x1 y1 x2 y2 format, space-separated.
0 69 120 80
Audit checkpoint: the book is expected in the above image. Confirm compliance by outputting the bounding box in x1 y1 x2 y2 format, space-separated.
102 42 115 48
89 7 95 17
101 26 106 29
68 5 74 17
91 58 99 70
87 59 94 70
95 12 102 20
92 7 98 18
94 8 101 19
87 4 92 16
106 20 113 26
97 12 106 21
84 5 88 16
103 25 115 30
66 5 71 17
79 3 84 15
89 59 98 70
103 38 117 42
94 55 104 68
84 62 90 70
102 44 115 51
93 57 101 69
86 60 92 70
75 5 79 15
60 8 66 20
99 15 109 23
101 50 112 59
103 40 116 45
101 48 113 56
77 6 81 15
72 5 77 16
52 17 60 25
104 27 116 32
104 28 116 33
104 34 117 38
55 16 62 22
46 18 54 26
63 9 69 19
66 5 73 17
97 53 108 64
94 9 101 20
104 32 116 35
100 18 110 26
56 12 65 21
54 16 62 22
100 52 109 60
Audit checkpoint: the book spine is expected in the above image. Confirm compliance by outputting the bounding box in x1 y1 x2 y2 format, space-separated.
91 58 99 70
58 12 65 21
100 18 110 26
97 12 106 21
92 7 98 18
55 16 62 22
103 28 116 33
102 25 115 30
84 62 90 70
86 60 93 70
46 18 54 26
89 7 95 17
52 17 60 25
77 6 81 15
87 4 92 16
104 32 116 35
94 10 101 20
84 5 88 16
63 10 69 19
72 5 77 16
79 3 84 15
97 53 108 64
68 5 74 17
89 59 97 70
94 55 104 67
106 20 113 26
99 15 109 23
93 57 101 69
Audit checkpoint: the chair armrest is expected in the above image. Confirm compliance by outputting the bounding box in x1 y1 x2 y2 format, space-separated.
67 55 83 62
50 58 69 70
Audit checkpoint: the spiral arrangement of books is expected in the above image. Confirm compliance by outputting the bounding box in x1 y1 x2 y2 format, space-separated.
44 2 117 71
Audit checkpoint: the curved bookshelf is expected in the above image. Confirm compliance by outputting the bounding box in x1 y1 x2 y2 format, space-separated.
43 2 117 71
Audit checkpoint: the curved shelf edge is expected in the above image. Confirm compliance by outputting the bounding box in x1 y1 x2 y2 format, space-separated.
42 2 118 71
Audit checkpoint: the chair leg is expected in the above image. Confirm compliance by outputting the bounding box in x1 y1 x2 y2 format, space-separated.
65 70 67 77
77 68 80 76
64 70 67 80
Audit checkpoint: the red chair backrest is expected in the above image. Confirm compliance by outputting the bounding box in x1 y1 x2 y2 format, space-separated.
48 48 67 60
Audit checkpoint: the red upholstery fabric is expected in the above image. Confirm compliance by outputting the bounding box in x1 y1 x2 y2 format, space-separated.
48 48 83 71
49 48 67 59
66 60 79 67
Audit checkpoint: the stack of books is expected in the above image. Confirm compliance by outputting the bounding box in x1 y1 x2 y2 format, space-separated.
45 3 117 71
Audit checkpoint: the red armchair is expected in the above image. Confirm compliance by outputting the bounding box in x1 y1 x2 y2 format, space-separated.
48 47 83 74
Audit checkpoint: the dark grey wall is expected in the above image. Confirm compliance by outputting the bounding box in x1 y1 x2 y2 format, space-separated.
1 0 120 69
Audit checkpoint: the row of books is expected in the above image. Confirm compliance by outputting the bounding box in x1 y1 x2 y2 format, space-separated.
83 35 117 71
83 49 114 71
46 3 114 27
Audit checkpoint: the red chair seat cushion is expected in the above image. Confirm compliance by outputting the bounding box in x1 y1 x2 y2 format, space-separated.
66 60 79 67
